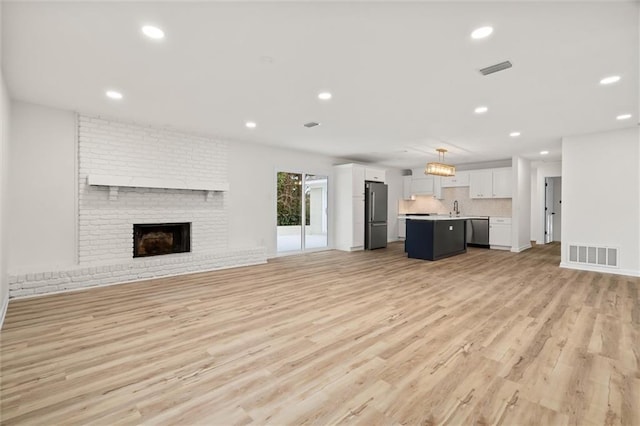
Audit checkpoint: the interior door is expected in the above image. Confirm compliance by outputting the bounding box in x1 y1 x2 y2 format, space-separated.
544 177 554 243
552 177 562 242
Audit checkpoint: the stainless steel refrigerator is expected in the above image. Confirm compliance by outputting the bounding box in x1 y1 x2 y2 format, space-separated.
365 181 388 250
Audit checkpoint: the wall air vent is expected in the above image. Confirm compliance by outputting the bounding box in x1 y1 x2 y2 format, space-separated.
568 244 618 268
304 122 320 128
479 61 513 76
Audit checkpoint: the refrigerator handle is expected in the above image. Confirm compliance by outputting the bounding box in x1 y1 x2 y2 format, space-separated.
370 192 375 219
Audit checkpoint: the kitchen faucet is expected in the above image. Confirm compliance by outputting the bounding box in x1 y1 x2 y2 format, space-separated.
453 200 460 216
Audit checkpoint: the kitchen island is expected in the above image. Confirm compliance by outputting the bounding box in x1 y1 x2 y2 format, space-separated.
404 216 476 261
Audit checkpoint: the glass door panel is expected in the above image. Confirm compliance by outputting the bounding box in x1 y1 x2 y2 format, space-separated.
277 172 303 252
304 175 328 249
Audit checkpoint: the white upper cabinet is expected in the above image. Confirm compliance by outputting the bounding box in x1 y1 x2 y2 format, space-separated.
365 167 385 183
469 168 512 199
433 176 442 199
469 170 493 198
409 168 434 196
440 171 470 188
352 164 366 196
402 176 413 200
410 176 434 195
492 168 512 198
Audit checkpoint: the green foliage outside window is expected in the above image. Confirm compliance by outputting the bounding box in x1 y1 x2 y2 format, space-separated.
277 172 310 226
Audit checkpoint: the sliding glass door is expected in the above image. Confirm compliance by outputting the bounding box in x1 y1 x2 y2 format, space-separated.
304 175 328 249
277 172 303 252
277 172 328 253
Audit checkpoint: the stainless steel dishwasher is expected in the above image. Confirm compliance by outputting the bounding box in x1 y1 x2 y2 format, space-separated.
466 218 490 248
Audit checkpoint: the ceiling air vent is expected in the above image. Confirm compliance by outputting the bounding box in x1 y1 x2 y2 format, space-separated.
479 61 512 76
304 122 320 128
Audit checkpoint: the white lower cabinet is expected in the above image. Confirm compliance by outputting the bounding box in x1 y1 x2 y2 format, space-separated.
398 218 406 239
489 217 511 250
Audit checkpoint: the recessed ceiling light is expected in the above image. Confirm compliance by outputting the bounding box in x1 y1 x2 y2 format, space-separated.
105 90 123 100
245 121 257 129
540 151 549 155
509 132 521 137
474 106 488 114
616 113 632 120
471 26 493 40
141 25 165 40
318 92 332 100
600 75 621 85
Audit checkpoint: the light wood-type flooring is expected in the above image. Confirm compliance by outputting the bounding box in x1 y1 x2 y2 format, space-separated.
1 242 639 425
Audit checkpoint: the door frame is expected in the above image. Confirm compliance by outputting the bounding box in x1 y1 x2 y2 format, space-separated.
275 170 330 255
543 176 562 244
544 177 554 243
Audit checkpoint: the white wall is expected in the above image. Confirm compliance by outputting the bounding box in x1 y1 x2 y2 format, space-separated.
530 161 562 244
0 59 11 325
8 102 77 271
511 156 531 252
561 127 640 276
7 101 401 278
227 140 342 258
8 107 266 298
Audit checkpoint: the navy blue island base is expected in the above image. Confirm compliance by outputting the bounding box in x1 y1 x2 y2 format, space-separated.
405 218 467 261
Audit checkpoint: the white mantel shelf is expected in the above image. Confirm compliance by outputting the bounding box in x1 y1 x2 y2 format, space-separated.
87 174 229 201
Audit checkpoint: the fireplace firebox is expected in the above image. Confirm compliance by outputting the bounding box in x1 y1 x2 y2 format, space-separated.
133 223 191 258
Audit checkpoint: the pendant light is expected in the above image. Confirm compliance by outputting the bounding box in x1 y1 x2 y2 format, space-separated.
425 148 455 177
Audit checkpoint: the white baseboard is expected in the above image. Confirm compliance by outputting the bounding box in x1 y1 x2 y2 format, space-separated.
559 262 640 278
0 291 8 330
10 259 269 301
511 244 532 253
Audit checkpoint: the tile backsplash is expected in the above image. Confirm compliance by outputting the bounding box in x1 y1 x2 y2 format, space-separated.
399 187 512 217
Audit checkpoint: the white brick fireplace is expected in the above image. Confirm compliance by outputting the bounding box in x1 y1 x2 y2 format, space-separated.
8 115 265 297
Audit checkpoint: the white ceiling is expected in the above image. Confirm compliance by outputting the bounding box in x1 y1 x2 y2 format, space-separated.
3 1 638 169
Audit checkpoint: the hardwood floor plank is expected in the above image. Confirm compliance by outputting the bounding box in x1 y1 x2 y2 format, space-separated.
1 242 638 425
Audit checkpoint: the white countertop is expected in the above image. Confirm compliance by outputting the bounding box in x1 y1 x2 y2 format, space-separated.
399 215 489 221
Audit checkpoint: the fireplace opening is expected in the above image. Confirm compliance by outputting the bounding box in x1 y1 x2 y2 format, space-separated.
133 223 191 258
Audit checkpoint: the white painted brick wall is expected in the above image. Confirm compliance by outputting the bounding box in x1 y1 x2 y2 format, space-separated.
8 248 267 298
78 115 229 264
8 115 266 298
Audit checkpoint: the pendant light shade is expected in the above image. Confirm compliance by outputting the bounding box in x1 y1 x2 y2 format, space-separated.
425 148 456 177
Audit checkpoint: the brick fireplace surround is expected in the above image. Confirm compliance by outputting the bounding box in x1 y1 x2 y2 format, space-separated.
8 115 265 298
